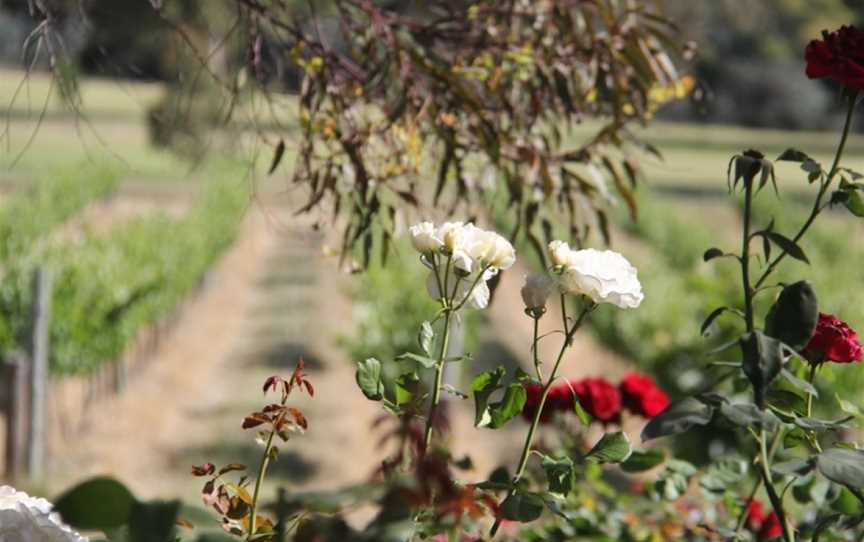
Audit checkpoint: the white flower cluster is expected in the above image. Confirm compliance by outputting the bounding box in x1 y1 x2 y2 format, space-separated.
0 486 87 542
410 221 516 310
547 240 643 309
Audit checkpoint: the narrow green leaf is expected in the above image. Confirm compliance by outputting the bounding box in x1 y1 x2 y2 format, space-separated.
701 306 729 336
765 232 809 263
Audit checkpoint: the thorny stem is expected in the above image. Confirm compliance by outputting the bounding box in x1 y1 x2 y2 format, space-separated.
741 172 793 541
733 431 782 537
489 301 595 538
753 91 858 291
248 429 277 541
760 430 795 542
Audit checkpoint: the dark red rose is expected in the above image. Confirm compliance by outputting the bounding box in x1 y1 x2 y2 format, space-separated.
802 313 863 364
571 378 621 423
744 498 766 532
619 372 670 418
806 26 864 90
758 512 783 540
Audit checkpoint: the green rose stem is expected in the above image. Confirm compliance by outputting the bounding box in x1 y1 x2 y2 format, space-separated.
733 432 783 537
423 310 453 452
754 90 858 291
424 261 492 452
740 174 794 542
489 298 595 538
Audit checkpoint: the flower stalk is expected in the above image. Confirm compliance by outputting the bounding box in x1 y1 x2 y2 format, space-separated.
489 301 594 538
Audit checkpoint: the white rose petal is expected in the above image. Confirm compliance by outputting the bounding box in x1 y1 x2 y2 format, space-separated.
521 272 554 310
0 486 88 542
409 221 442 254
548 240 573 267
558 248 643 309
436 221 465 253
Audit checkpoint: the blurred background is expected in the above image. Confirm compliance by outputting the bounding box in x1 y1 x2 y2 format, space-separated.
0 0 863 515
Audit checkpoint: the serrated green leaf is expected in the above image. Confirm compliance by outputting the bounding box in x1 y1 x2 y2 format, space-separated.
501 492 544 522
489 383 527 429
621 448 666 473
418 321 434 356
541 455 576 496
719 402 778 431
740 331 783 407
471 367 505 428
395 351 438 369
586 431 632 463
641 397 713 441
764 281 819 351
356 358 385 401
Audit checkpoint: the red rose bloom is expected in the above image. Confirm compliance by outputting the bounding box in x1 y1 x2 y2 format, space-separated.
758 512 783 541
806 26 864 90
571 378 621 423
744 499 766 532
619 372 670 418
802 313 863 364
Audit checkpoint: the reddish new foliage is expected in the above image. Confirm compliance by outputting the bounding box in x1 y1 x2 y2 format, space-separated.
619 372 670 418
802 313 863 364
191 463 216 477
806 26 864 90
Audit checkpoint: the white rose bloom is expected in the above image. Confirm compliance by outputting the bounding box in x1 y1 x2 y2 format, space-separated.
436 222 465 253
461 227 515 272
558 249 644 309
548 240 573 268
409 221 442 254
485 233 516 270
0 486 87 542
521 272 554 310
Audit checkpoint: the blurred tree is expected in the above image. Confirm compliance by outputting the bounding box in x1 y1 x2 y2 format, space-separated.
4 0 690 265
663 0 861 128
